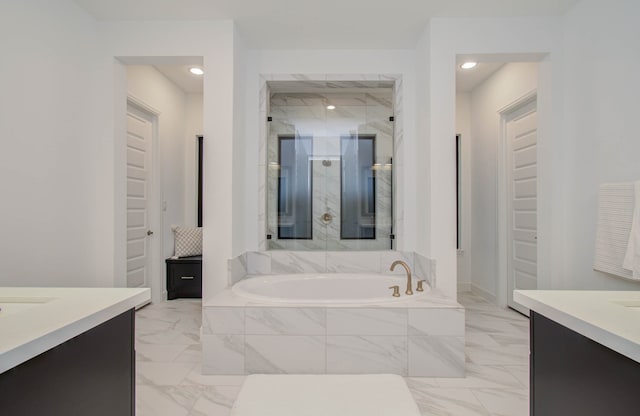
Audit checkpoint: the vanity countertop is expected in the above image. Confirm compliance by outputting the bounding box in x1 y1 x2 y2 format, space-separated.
514 290 640 363
0 287 150 374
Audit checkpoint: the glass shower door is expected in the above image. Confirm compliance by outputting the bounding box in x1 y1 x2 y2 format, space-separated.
267 85 394 251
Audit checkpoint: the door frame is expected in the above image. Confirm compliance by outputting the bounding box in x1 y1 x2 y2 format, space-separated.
497 89 537 314
126 95 162 304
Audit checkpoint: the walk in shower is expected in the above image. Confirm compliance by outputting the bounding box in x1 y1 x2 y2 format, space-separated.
265 81 395 250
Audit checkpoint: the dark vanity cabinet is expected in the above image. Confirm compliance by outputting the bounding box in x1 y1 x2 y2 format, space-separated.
166 255 202 300
530 312 640 416
0 310 135 416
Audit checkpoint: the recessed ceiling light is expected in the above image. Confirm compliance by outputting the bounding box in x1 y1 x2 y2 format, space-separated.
460 62 477 70
326 105 336 110
189 67 204 75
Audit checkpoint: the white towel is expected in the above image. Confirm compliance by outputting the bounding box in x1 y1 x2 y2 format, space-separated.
622 181 640 278
593 183 636 280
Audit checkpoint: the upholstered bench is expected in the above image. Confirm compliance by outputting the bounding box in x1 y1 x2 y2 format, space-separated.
231 374 421 416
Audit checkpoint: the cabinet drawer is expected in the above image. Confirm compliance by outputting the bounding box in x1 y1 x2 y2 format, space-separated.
167 261 202 299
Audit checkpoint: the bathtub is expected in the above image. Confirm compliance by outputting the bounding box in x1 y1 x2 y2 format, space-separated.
232 273 429 305
205 272 465 377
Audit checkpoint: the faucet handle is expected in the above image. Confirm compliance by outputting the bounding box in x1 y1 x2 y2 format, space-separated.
388 285 401 297
416 280 427 292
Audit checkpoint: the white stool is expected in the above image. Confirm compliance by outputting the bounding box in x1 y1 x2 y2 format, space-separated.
231 374 421 416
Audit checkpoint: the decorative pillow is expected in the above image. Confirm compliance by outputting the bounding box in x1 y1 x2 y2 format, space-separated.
172 226 202 258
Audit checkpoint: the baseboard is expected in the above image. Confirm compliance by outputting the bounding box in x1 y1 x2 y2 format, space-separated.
471 284 497 303
457 282 471 292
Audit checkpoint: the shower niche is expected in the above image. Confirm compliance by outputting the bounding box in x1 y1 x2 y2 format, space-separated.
265 80 395 251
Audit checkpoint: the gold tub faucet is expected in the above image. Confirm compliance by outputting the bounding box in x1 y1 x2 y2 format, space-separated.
390 260 413 295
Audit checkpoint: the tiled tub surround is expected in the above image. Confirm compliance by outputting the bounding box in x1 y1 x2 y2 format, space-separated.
202 291 463 377
213 250 457 376
227 250 437 288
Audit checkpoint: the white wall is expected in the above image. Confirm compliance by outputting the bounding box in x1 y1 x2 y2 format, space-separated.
97 20 238 302
241 49 417 255
421 17 561 299
467 63 539 299
414 24 432 260
184 93 203 227
430 2 640 299
554 0 640 290
232 28 248 256
455 92 471 291
0 0 112 287
0 2 222 293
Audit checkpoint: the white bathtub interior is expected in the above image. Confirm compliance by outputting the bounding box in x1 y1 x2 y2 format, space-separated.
232 273 430 305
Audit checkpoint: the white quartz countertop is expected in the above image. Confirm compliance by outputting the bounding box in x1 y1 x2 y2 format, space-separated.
514 290 640 363
0 287 150 374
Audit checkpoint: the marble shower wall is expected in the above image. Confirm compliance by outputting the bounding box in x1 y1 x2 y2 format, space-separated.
257 75 403 251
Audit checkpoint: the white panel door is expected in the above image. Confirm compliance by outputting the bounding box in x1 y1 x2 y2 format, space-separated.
126 106 153 289
506 99 537 315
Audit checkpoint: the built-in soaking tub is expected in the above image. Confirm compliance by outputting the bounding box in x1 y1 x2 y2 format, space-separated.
203 272 465 377
232 273 429 305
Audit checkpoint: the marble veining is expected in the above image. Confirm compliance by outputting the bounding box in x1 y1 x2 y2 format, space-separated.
202 334 244 375
259 75 402 251
326 335 408 374
409 309 465 336
270 251 326 273
230 251 437 292
410 386 490 416
325 251 382 273
203 308 244 335
245 335 326 374
408 336 466 377
227 255 247 286
245 308 325 335
246 251 271 275
204 281 464 376
135 292 530 415
326 308 407 335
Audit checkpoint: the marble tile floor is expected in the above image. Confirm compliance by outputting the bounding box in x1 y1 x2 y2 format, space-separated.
135 292 529 416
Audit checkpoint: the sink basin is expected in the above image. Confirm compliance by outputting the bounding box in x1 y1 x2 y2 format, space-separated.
0 297 55 317
610 300 640 311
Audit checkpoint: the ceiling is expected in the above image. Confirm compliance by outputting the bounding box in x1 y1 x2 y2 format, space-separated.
73 0 579 49
154 65 204 94
147 59 540 95
455 52 547 92
456 62 504 93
